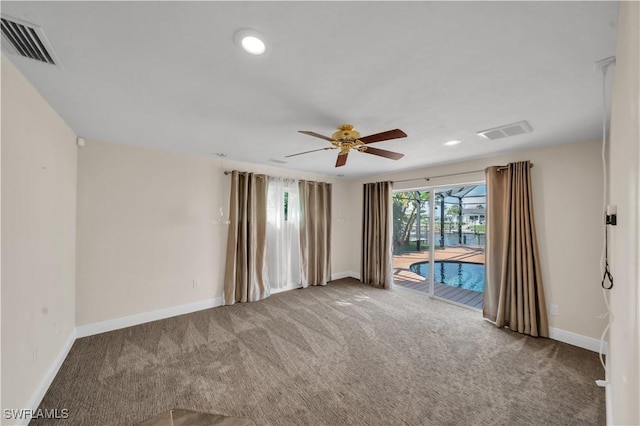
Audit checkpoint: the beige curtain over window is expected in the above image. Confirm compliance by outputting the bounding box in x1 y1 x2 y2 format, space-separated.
298 180 332 287
484 161 548 337
361 181 394 289
223 171 269 305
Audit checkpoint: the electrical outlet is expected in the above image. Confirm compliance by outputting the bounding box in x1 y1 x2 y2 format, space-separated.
550 304 559 316
606 205 618 226
33 347 38 362
54 322 59 335
192 279 200 289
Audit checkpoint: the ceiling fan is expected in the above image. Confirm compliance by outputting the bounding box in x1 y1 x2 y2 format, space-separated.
287 124 407 167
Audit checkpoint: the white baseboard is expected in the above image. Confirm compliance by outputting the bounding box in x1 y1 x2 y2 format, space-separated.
76 297 223 338
331 271 360 281
17 330 77 426
549 326 608 354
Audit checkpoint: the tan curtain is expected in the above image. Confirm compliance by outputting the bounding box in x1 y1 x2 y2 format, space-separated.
298 180 332 287
361 181 394 289
223 171 269 305
484 161 549 337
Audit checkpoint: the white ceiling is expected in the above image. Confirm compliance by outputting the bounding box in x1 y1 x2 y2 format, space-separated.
2 1 618 178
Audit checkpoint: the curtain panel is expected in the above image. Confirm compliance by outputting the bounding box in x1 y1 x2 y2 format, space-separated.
223 171 269 305
361 181 394 289
266 176 302 291
484 161 549 337
298 180 332 287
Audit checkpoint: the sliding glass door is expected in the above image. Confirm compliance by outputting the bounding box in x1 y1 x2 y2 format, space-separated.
392 183 486 310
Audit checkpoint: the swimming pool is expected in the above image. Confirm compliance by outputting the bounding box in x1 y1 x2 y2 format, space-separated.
409 261 485 292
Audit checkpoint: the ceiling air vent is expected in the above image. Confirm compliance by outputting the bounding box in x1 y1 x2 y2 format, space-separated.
1 14 61 66
269 159 287 164
477 120 533 141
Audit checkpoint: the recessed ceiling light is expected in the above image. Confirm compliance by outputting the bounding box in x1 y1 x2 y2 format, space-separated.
444 139 462 146
234 29 266 55
241 36 265 55
215 153 227 157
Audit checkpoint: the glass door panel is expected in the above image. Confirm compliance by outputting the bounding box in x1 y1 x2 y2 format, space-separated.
431 185 486 309
392 190 431 294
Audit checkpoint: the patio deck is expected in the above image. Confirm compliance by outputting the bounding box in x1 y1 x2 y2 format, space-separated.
393 246 485 310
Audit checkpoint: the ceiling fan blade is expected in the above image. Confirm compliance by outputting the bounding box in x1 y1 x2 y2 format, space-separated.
361 146 404 160
335 153 349 167
358 129 407 144
298 130 335 142
285 147 336 158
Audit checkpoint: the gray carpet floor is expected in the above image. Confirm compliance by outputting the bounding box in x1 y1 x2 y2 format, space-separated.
34 278 604 425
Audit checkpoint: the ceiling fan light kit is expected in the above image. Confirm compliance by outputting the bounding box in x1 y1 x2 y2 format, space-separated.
289 124 407 167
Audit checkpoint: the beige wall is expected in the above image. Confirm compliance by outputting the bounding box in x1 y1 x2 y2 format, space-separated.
331 177 357 275
75 140 347 325
1 56 77 415
346 140 607 340
608 1 640 424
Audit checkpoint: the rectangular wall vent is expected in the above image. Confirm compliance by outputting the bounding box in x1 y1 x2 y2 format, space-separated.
477 120 533 140
1 14 61 66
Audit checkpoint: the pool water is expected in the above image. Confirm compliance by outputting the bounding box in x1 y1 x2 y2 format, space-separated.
410 261 485 292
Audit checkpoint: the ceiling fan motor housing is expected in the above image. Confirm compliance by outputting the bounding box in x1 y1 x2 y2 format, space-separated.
332 124 361 142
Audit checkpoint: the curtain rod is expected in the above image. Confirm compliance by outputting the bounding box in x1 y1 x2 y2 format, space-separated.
223 170 301 181
224 170 266 178
392 163 533 184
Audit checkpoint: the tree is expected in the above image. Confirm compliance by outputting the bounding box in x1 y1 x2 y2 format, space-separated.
393 191 429 252
392 196 408 249
446 204 460 218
